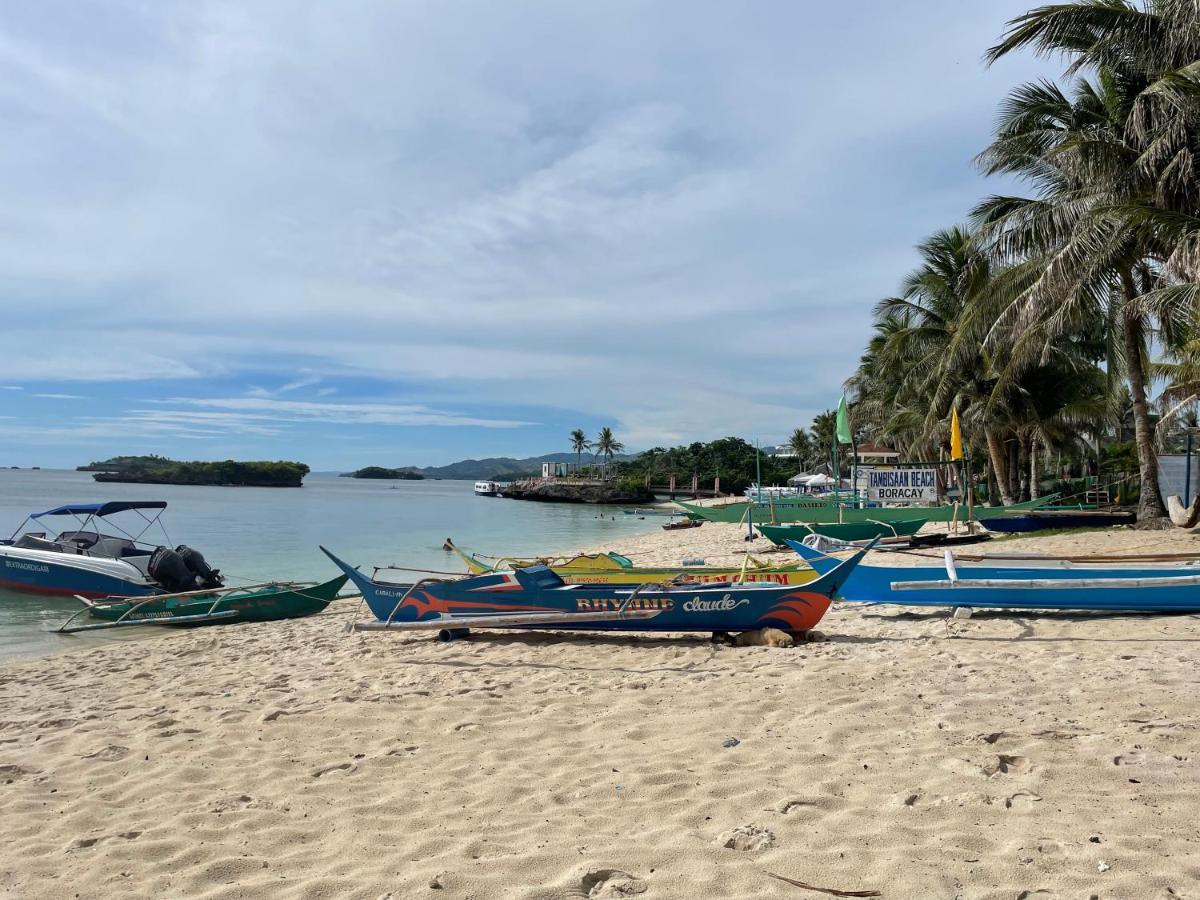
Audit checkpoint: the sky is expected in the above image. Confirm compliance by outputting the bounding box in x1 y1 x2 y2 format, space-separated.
0 1 1056 469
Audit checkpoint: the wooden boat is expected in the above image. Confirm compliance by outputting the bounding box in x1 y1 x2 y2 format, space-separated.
787 541 1200 612
56 575 349 632
322 545 870 639
676 495 1054 525
983 509 1136 533
445 541 819 586
758 518 926 545
662 518 702 531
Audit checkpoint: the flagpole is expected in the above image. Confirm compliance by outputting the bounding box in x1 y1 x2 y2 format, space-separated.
833 437 842 524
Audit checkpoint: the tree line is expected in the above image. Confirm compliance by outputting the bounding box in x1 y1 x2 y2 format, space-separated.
844 1 1200 518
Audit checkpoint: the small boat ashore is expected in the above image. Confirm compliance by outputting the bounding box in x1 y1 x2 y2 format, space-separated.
322 544 870 640
56 575 349 632
788 541 1200 613
678 495 1054 524
982 509 1136 533
758 518 926 545
0 501 222 598
444 540 819 586
474 481 502 496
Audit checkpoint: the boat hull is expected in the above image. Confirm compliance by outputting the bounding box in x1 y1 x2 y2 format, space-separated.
449 546 816 586
787 541 1200 612
983 511 1136 533
85 575 349 624
323 546 868 634
679 496 1051 524
0 546 158 598
758 518 926 544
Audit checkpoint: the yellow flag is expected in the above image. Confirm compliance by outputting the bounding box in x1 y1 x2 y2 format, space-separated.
950 407 963 461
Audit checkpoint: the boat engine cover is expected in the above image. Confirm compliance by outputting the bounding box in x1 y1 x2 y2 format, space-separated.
175 545 223 588
148 546 200 593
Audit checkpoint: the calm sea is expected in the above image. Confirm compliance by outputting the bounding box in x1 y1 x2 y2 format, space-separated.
0 468 660 660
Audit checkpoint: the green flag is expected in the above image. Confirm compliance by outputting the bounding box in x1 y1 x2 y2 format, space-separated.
836 396 852 444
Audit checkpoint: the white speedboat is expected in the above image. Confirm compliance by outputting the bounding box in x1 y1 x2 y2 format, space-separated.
474 481 501 496
0 501 222 598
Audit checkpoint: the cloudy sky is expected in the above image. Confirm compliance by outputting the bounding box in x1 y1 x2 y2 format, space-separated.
0 1 1053 469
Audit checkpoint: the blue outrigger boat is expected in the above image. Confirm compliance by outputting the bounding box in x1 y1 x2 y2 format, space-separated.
322 544 870 640
787 541 1200 613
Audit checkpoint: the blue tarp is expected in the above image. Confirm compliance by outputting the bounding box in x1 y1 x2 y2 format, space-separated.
32 501 167 518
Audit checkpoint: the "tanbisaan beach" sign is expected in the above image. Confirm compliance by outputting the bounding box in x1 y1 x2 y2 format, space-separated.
855 466 938 504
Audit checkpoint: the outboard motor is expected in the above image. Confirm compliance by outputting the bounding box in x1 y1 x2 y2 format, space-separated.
148 546 200 593
175 545 223 589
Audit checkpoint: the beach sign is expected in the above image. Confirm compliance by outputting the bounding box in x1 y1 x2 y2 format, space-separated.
855 466 938 504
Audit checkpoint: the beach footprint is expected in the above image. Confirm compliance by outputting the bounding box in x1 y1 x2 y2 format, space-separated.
578 868 648 898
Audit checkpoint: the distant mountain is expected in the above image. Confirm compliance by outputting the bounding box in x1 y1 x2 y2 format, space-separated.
413 452 633 481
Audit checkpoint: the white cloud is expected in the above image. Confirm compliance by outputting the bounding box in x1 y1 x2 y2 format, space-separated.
150 396 533 429
0 1 1056 453
32 393 86 400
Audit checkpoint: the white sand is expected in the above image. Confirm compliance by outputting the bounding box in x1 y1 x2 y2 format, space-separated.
2 523 1199 898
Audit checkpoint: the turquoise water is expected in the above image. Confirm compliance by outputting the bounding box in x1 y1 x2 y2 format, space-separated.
0 469 657 660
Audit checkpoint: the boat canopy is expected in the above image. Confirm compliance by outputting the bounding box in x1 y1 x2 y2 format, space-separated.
32 501 168 518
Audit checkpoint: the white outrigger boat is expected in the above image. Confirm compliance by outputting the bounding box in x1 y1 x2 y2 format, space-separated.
0 501 223 598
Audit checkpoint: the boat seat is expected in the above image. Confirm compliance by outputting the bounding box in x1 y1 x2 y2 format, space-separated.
13 534 65 552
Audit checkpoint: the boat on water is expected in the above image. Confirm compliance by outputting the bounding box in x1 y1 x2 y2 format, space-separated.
445 541 820 586
0 501 223 598
474 481 502 496
56 575 350 632
982 509 1136 533
787 540 1200 612
758 518 927 545
322 544 870 639
678 495 1054 525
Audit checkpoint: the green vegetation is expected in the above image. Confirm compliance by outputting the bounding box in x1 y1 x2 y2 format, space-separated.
594 427 624 472
617 437 793 494
341 466 424 480
569 429 592 470
83 455 310 487
843 1 1200 519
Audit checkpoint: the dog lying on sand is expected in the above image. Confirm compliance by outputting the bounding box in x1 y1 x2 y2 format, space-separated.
711 627 796 648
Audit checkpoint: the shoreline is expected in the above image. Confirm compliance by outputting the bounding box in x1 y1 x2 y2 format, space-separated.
2 523 1199 896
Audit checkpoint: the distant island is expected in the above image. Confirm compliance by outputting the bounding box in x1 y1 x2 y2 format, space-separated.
79 455 310 488
340 466 425 480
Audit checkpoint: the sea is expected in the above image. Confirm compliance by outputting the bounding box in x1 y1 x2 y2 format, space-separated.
0 468 661 661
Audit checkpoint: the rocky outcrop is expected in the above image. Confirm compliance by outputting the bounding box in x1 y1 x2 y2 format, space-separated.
500 481 653 504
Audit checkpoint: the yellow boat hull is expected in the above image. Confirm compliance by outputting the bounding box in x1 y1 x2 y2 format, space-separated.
447 543 817 586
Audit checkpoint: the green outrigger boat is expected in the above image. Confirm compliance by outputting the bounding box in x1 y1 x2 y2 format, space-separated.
758 518 927 544
56 575 349 633
678 495 1055 525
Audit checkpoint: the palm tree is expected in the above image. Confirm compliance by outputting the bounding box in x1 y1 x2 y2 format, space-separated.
594 427 624 474
978 0 1200 518
569 428 591 473
787 428 814 470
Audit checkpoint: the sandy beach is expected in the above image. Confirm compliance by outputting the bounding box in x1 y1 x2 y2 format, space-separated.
2 522 1199 899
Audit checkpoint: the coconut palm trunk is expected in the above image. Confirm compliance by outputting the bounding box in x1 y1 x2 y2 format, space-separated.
1029 436 1040 500
1119 278 1167 520
985 429 1016 506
